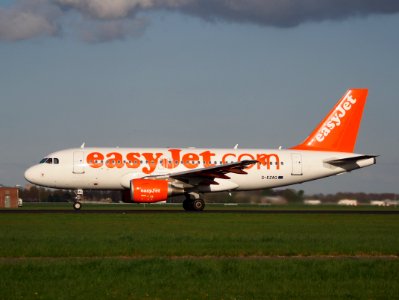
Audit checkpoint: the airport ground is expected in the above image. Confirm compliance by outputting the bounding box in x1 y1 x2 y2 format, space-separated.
0 203 398 299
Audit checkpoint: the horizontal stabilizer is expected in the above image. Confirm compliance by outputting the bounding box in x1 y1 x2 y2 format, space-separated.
325 155 378 166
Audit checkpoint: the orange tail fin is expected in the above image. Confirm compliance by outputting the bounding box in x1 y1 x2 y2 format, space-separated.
291 89 368 153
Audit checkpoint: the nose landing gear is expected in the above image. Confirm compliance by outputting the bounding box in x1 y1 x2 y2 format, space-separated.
73 189 83 211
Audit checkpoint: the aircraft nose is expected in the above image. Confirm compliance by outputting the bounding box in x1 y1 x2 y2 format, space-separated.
24 166 38 184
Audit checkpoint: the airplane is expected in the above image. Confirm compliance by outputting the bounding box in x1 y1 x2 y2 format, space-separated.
24 89 377 211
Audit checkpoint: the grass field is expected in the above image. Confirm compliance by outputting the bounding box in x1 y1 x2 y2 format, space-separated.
1 206 398 299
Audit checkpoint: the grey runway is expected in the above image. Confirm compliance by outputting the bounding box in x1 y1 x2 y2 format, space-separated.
1 209 398 214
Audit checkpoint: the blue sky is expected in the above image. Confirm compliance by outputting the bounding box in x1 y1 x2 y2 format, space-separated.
0 1 398 194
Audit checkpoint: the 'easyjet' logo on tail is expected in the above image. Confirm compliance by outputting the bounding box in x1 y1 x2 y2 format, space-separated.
315 91 357 143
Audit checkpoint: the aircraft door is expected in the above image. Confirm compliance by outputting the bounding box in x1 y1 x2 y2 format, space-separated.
73 151 85 174
291 153 303 176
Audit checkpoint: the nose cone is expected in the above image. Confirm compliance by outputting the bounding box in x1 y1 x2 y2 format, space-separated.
24 166 39 184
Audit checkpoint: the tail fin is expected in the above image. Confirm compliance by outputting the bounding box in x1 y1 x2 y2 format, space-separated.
291 89 368 153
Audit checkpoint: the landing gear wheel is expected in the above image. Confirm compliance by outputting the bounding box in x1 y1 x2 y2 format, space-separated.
183 193 205 211
73 202 82 211
73 189 84 211
192 199 205 211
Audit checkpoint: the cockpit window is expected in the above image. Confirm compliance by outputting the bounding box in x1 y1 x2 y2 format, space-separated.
39 158 58 164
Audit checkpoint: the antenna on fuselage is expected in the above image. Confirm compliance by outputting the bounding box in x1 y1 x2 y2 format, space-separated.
80 142 85 149
234 144 238 150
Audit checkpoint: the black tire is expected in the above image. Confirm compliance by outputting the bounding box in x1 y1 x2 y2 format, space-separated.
192 199 205 211
73 202 82 211
183 200 192 211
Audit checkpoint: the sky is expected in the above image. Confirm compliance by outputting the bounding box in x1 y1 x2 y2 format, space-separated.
0 0 398 194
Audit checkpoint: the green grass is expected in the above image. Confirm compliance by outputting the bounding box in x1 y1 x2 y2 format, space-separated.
0 212 398 299
1 258 398 299
0 214 398 257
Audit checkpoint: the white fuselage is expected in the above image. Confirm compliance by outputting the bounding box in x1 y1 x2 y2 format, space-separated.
24 147 375 192
23 89 375 211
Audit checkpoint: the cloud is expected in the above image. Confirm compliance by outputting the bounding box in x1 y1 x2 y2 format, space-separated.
175 0 399 27
0 0 60 41
1 0 399 42
58 0 151 19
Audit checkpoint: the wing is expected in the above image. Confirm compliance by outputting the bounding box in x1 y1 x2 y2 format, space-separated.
145 160 258 187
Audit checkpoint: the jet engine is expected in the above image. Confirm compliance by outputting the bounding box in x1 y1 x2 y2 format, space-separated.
122 179 172 203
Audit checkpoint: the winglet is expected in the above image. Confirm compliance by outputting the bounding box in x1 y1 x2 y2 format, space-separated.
291 89 368 153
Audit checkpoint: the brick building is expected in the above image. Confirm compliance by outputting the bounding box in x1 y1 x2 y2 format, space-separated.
0 187 19 208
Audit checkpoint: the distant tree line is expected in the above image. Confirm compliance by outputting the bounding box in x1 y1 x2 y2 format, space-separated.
204 189 305 203
20 186 120 203
305 192 398 203
19 186 398 203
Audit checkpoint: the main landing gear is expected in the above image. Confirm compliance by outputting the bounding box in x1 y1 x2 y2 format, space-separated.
183 193 205 211
73 189 83 211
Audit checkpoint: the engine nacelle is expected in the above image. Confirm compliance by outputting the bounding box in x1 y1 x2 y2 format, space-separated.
129 179 171 203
